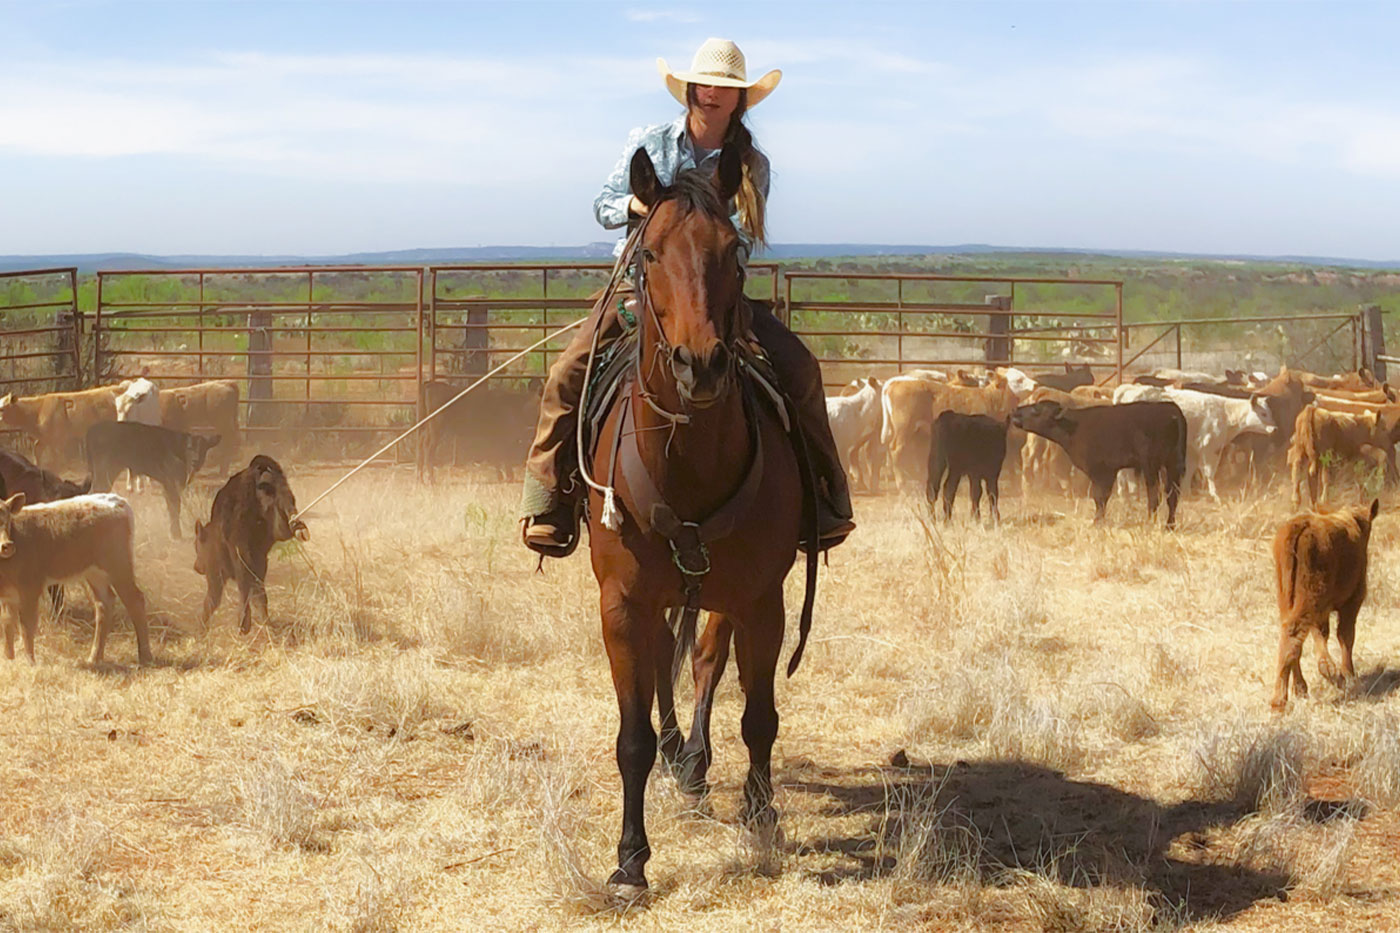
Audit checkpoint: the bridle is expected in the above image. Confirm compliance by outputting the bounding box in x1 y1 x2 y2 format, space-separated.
631 206 745 425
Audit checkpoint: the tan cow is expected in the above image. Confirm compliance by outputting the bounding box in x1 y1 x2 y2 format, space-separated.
1314 385 1396 405
1288 406 1395 507
160 380 241 474
0 384 124 469
881 373 1018 489
1300 369 1377 393
1271 499 1378 711
0 492 152 665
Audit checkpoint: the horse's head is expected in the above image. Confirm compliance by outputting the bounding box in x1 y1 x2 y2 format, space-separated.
631 144 747 410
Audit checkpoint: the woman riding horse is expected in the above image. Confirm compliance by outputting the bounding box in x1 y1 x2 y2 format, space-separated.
521 38 854 556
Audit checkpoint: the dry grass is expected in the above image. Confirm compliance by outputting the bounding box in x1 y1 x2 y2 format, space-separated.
3 463 1400 930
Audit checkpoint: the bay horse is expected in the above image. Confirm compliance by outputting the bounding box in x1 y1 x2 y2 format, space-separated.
582 143 811 893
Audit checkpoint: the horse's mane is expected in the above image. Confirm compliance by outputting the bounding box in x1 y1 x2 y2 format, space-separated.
658 167 731 225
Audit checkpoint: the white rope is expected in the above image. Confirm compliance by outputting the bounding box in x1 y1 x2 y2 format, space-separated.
292 316 585 522
573 221 651 532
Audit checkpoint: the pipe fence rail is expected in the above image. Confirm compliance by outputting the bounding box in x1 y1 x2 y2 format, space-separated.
781 271 1125 388
0 262 1387 463
1117 311 1369 378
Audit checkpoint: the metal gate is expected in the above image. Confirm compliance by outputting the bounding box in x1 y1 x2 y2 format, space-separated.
93 266 424 459
0 267 82 395
424 262 780 385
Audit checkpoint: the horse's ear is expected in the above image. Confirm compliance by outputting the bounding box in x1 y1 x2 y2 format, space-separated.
716 141 743 202
630 148 662 209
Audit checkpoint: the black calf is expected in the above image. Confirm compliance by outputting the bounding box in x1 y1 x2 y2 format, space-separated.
926 411 1008 523
86 421 220 538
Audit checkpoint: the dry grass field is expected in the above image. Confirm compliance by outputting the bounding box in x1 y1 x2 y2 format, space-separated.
2 462 1400 932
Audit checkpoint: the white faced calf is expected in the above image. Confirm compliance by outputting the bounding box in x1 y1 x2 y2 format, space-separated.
0 493 152 665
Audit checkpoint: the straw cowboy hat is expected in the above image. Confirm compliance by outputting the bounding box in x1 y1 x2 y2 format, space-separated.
657 38 782 108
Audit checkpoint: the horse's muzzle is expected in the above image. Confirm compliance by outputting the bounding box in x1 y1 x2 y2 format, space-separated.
671 343 733 408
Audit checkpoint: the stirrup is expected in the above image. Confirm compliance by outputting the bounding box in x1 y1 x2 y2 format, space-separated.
521 505 582 559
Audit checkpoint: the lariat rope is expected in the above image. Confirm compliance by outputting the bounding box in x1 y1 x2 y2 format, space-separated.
294 231 645 523
573 218 654 531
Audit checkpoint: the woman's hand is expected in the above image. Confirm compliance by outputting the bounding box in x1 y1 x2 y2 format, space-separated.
628 195 650 217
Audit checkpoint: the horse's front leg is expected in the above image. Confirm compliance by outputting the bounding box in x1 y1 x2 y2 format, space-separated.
600 583 660 893
676 613 733 797
734 594 783 829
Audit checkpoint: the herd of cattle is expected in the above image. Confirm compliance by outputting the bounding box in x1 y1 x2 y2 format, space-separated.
0 378 306 664
0 361 1392 711
827 363 1400 520
826 362 1398 708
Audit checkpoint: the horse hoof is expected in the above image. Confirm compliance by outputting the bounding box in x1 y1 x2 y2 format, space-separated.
743 816 785 853
742 804 780 832
606 870 647 900
673 769 709 799
670 756 710 798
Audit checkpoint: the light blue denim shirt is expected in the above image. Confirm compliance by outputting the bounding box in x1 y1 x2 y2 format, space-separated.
594 115 770 266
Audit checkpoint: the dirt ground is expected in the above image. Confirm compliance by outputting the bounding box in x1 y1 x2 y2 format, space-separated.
0 463 1398 932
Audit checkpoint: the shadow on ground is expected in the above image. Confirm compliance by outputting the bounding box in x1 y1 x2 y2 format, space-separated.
780 754 1309 924
1352 665 1400 701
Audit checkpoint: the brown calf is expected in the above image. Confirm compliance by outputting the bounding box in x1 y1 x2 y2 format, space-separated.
0 493 151 665
1019 386 1110 495
1288 406 1395 507
194 455 308 632
1271 500 1379 710
0 450 91 503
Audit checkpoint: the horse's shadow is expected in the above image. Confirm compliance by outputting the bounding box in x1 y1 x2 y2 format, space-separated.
778 755 1318 923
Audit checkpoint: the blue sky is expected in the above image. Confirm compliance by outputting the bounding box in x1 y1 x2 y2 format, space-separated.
2 1 1399 260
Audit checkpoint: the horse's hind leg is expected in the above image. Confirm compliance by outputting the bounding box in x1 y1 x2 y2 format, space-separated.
600 584 658 892
676 613 733 797
655 609 684 771
734 595 783 829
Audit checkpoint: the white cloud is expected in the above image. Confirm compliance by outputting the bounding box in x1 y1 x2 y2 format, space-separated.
0 51 652 184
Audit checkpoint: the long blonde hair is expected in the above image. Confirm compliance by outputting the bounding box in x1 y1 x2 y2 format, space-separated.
687 85 767 249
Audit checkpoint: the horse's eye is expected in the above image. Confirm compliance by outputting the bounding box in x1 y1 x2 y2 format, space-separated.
641 248 657 263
